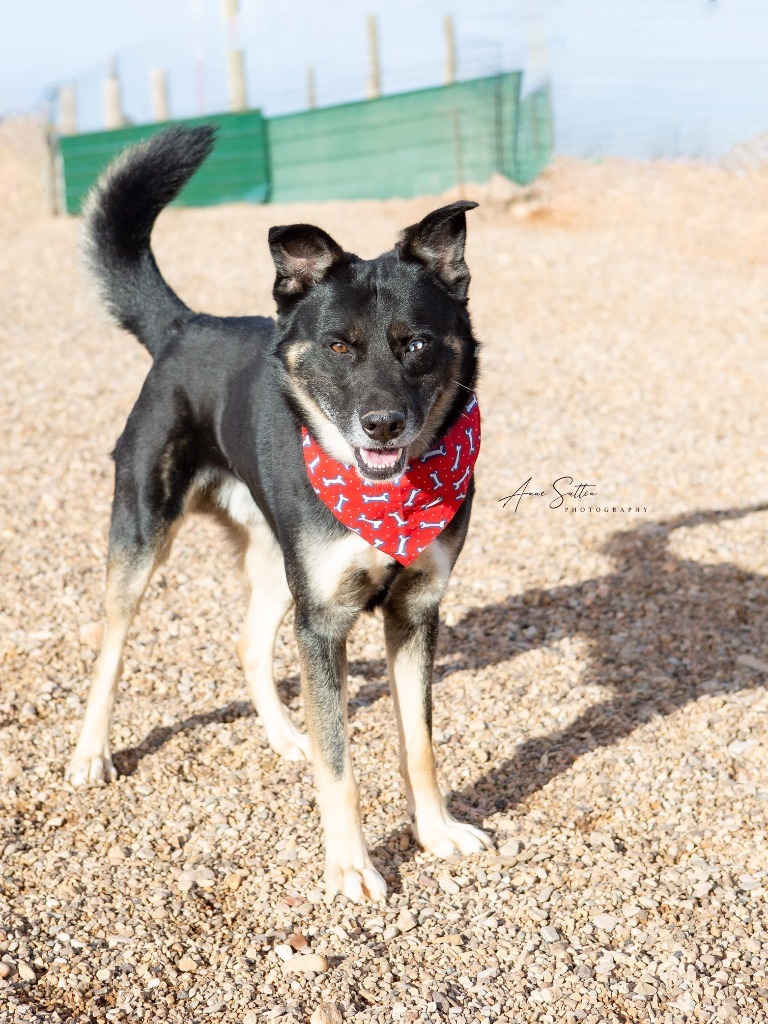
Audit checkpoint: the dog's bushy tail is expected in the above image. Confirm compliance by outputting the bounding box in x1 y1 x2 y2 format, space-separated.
83 125 216 358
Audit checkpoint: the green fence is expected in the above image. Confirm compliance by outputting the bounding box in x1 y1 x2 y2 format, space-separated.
515 84 554 185
58 111 270 215
57 74 552 213
268 73 524 203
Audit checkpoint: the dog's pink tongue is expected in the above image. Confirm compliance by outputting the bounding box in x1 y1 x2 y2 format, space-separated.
362 448 399 468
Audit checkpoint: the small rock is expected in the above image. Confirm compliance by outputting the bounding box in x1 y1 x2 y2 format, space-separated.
738 874 759 891
541 926 560 942
177 871 196 892
676 993 696 1012
0 962 11 979
589 831 616 851
96 968 111 981
274 944 294 962
310 1004 343 1024
281 953 328 976
177 955 198 973
225 873 242 892
17 961 36 981
592 913 619 932
438 876 460 895
499 838 521 857
194 866 216 888
397 909 418 933
596 953 615 972
287 932 308 950
727 739 755 757
736 654 768 673
383 925 399 941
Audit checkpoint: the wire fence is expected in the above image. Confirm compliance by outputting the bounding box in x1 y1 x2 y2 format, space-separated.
20 0 768 165
45 1 536 136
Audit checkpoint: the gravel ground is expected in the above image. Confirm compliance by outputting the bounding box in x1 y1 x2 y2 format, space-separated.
2 118 768 1023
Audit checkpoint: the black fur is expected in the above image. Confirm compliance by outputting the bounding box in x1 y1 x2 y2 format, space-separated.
84 125 215 356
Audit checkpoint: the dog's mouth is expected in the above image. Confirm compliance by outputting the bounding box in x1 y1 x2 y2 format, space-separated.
354 446 406 481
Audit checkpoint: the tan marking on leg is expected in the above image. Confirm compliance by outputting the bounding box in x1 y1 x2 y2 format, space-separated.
385 540 493 859
307 726 387 904
67 544 165 786
298 633 386 903
237 520 309 761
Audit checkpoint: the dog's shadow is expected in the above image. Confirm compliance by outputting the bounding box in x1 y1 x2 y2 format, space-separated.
113 700 256 777
114 503 768 882
370 501 768 878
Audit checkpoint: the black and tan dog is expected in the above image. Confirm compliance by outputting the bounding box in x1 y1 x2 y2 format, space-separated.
67 126 491 901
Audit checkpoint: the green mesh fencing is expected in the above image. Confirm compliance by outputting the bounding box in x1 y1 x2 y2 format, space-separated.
515 84 554 185
57 110 270 215
267 73 524 203
57 73 552 213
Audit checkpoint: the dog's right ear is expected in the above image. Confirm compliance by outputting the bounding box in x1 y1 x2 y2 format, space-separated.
397 200 478 301
268 224 346 305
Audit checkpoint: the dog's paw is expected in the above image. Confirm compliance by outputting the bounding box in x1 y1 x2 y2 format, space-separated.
414 812 492 859
66 750 117 787
324 859 388 904
264 714 312 763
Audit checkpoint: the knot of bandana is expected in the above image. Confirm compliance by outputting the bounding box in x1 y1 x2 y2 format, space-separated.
301 393 480 566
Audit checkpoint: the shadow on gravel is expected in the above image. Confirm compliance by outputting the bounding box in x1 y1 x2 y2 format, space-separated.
113 699 256 777
112 503 768 881
373 501 768 874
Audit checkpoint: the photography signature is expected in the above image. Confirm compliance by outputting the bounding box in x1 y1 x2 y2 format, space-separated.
499 477 648 514
499 476 597 512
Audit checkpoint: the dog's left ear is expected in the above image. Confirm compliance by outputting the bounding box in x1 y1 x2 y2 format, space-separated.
397 200 478 301
268 223 347 304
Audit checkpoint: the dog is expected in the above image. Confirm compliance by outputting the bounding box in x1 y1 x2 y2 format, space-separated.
67 125 491 902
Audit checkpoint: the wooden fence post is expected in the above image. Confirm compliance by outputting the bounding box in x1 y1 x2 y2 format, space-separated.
104 57 126 129
43 98 60 215
150 68 171 122
227 50 248 111
58 82 77 135
444 15 457 85
307 65 316 109
367 15 381 99
222 0 248 111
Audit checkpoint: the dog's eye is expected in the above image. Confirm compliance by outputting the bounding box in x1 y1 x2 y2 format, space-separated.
330 341 349 354
406 338 425 354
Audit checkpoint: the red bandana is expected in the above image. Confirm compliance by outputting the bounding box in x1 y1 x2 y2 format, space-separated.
302 394 480 566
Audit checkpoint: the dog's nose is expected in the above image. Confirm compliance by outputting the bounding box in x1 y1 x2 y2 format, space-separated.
360 409 406 443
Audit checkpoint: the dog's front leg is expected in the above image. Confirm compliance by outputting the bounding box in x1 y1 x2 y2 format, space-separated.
294 607 387 903
384 587 492 859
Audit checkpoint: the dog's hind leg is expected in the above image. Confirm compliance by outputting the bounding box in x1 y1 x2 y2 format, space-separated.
384 544 492 859
67 533 173 786
236 522 309 762
68 406 189 786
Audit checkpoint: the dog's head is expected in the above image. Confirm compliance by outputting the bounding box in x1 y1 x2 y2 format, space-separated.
269 201 479 483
